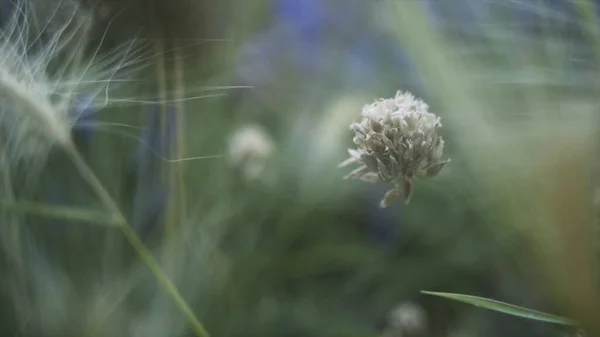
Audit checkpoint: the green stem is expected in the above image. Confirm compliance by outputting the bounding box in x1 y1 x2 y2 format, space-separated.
63 141 209 337
0 200 119 226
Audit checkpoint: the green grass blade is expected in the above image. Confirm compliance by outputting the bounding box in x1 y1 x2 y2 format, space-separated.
422 291 577 326
0 200 119 226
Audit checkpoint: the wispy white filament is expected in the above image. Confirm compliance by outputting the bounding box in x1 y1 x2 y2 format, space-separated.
0 0 138 162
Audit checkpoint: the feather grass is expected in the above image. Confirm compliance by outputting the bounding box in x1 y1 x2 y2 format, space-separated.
0 1 209 335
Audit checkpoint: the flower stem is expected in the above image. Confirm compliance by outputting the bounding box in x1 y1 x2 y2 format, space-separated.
63 141 209 337
0 200 119 226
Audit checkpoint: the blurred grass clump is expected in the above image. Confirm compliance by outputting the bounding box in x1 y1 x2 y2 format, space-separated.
0 0 599 336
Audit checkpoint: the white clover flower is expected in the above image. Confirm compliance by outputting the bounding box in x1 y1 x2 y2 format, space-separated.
383 302 428 337
227 124 275 182
339 91 450 207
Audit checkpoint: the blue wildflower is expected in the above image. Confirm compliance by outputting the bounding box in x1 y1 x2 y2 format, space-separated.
129 103 177 239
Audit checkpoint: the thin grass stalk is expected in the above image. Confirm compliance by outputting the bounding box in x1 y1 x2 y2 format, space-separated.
574 0 600 59
62 140 210 337
0 143 27 312
0 200 119 226
149 11 179 239
173 42 187 221
573 0 600 121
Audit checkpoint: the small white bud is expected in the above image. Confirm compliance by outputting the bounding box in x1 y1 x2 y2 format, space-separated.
227 124 275 182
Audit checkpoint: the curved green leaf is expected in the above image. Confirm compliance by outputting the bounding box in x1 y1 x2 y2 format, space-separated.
422 291 577 326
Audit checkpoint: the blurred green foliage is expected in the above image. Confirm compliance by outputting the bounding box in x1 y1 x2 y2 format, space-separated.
1 1 599 337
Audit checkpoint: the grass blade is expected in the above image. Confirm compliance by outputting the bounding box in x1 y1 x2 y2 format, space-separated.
0 200 119 226
422 291 577 326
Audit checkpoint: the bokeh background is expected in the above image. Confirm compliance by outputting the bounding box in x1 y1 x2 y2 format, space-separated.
1 0 600 336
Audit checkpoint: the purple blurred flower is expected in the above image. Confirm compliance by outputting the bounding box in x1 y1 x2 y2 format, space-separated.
133 104 177 166
237 0 374 87
129 104 178 238
274 0 330 44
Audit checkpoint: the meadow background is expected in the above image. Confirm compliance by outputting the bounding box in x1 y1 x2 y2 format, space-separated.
0 0 599 336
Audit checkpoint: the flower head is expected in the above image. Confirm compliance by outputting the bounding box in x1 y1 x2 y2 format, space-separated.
384 302 428 337
339 90 449 207
227 124 275 182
